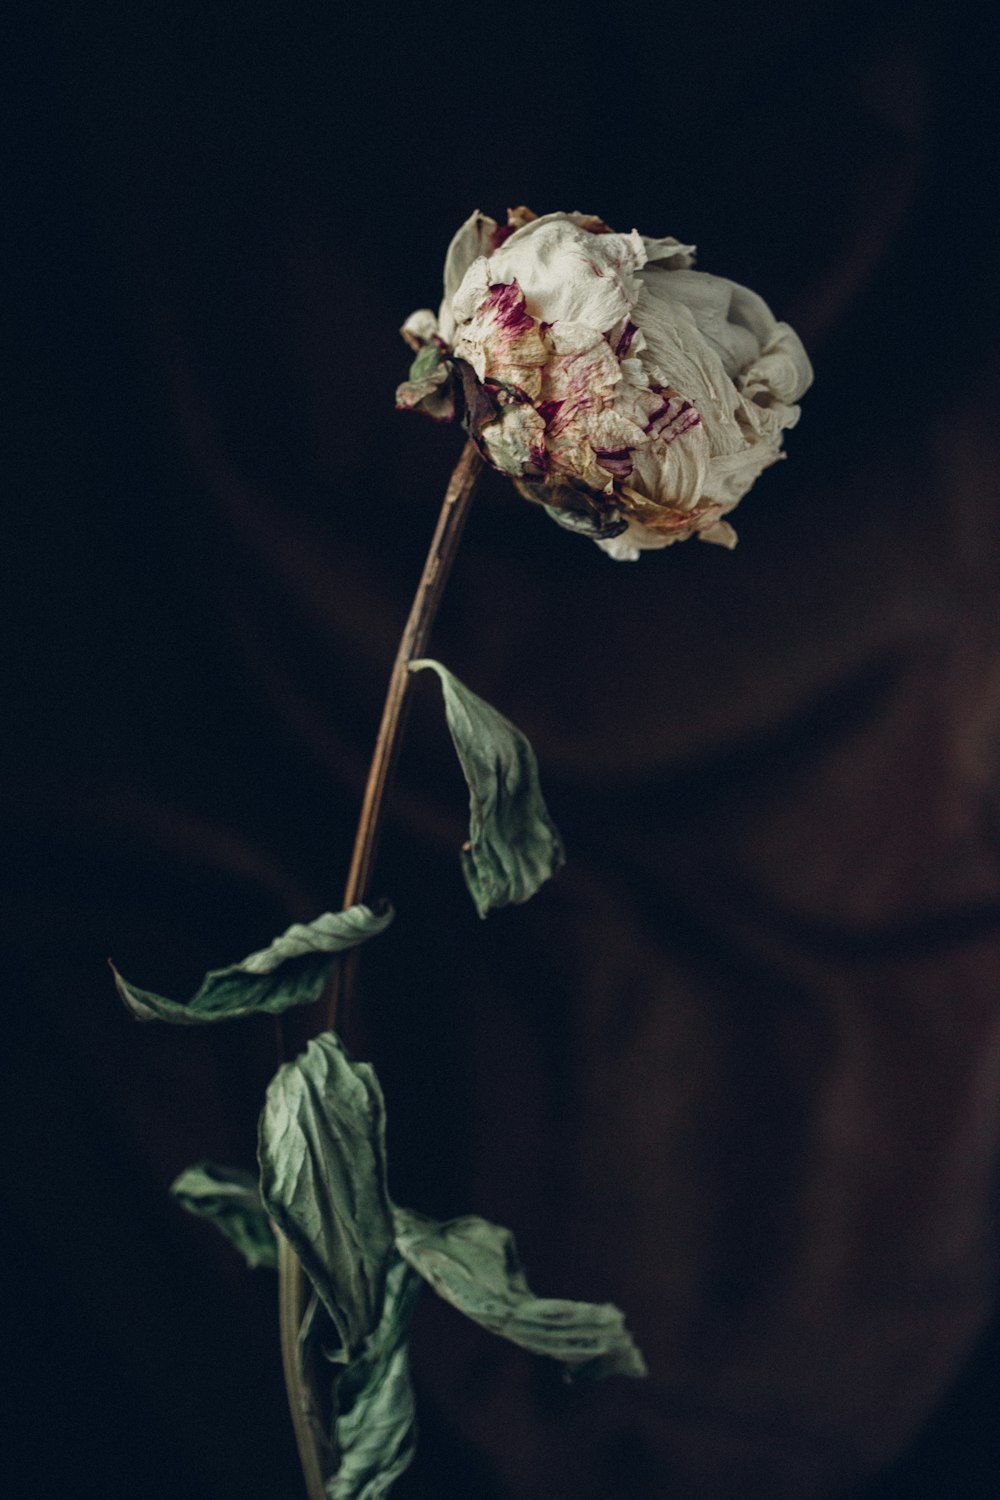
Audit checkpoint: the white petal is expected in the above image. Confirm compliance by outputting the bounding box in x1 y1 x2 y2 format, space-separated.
726 281 780 348
638 268 771 379
503 210 616 246
485 217 645 332
400 308 439 347
698 519 738 548
586 406 648 453
633 284 743 454
641 236 697 268
738 321 814 406
619 355 648 384
631 415 713 510
545 320 605 355
450 256 492 326
595 531 643 561
596 520 674 560
705 440 784 508
734 388 799 442
439 213 497 342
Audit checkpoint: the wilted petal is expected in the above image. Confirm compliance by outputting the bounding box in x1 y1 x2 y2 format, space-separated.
439 211 498 342
739 321 813 408
648 269 771 378
453 280 549 397
587 408 650 485
545 320 606 356
539 340 625 489
699 518 739 548
642 235 697 268
706 440 785 508
450 256 492 328
727 279 782 347
540 338 622 427
484 216 645 332
629 400 712 511
399 308 438 349
595 524 661 561
634 277 746 443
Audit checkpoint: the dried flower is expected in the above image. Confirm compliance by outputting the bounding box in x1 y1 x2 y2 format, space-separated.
398 208 812 559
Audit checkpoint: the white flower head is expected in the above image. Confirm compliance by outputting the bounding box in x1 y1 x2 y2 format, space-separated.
397 208 813 559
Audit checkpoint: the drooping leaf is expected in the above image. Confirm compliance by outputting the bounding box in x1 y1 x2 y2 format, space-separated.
294 1260 421 1500
393 1208 646 1381
259 1035 643 1499
261 1033 420 1495
258 1031 396 1364
112 903 393 1024
170 1161 278 1269
409 659 565 917
325 1255 422 1500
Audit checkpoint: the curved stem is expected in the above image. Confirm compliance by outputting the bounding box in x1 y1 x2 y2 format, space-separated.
278 438 483 1499
327 436 483 1032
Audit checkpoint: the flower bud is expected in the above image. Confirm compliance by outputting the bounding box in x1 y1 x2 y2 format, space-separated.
398 208 812 560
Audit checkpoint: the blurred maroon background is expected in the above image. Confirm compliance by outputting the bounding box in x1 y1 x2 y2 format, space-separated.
7 3 1000 1496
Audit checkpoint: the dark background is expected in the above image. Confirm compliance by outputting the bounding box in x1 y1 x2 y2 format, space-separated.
7 3 1000 1496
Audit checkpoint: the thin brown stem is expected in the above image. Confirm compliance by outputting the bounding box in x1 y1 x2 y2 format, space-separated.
327 435 483 1031
278 438 483 1500
278 1232 328 1500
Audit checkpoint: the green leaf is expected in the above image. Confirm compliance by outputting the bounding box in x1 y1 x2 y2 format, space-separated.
261 1033 420 1495
325 1255 422 1500
408 343 445 383
112 903 393 1024
257 1034 644 1496
258 1032 396 1364
170 1162 278 1269
393 1208 646 1381
409 659 565 917
395 343 456 423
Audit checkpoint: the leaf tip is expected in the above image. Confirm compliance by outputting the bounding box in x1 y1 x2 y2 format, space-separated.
109 960 148 1021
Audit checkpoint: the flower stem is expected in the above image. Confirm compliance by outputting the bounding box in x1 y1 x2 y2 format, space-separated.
278 438 483 1500
329 436 484 1028
277 1231 328 1500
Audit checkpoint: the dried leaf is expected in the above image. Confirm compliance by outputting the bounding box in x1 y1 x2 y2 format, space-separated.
258 1032 395 1364
112 904 393 1024
409 659 565 917
170 1161 277 1269
325 1256 422 1500
260 1033 421 1496
394 1208 646 1381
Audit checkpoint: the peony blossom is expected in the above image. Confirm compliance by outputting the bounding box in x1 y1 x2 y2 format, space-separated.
397 208 813 560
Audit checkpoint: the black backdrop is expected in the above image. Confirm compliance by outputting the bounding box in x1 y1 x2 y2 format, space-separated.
8 4 1000 1497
